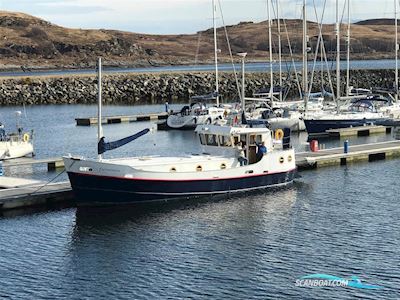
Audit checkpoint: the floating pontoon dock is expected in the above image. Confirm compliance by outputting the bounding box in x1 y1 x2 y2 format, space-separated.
76 112 169 126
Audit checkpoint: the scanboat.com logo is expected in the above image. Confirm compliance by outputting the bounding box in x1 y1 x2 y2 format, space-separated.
296 274 382 289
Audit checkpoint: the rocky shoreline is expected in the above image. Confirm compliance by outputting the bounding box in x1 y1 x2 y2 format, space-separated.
0 69 397 106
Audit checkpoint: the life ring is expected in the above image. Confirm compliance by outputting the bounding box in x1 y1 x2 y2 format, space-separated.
275 129 284 140
23 133 30 143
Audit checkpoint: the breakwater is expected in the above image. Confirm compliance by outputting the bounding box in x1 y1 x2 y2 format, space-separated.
0 69 396 106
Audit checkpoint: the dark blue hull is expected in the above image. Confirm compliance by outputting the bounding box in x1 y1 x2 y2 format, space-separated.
304 118 392 135
67 169 296 206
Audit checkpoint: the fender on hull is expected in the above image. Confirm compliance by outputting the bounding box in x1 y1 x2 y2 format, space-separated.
68 169 296 205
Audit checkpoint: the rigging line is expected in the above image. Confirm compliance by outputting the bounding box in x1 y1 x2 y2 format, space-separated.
308 0 327 96
189 32 203 93
311 0 335 97
282 18 303 99
217 0 241 101
28 167 67 196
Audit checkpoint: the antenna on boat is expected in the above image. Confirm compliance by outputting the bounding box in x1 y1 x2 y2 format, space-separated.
238 52 247 112
97 57 103 160
212 0 220 106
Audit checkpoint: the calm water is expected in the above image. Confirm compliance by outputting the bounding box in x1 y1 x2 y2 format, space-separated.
0 104 399 299
0 59 398 78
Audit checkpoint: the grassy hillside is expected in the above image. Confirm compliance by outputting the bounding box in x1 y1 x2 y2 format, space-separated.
0 11 397 70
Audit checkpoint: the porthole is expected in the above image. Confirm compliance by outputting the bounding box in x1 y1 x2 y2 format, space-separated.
170 167 177 172
279 157 284 164
220 163 227 170
196 165 203 172
288 155 293 162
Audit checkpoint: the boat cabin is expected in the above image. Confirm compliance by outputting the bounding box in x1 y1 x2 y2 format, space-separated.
195 125 288 165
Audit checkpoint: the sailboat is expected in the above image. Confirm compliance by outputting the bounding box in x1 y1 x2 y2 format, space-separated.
0 111 33 160
166 0 225 129
303 0 399 135
244 0 304 131
63 58 297 205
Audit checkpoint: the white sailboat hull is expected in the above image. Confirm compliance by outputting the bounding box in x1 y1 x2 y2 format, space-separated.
0 140 34 160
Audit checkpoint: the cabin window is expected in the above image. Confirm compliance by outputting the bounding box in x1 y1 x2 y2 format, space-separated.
279 157 285 164
199 134 206 145
220 163 227 170
206 134 218 146
288 155 293 162
196 165 203 172
170 167 177 172
218 136 231 147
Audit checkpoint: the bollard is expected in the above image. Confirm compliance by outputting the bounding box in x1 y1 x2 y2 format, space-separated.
310 140 319 152
0 161 3 176
344 140 349 154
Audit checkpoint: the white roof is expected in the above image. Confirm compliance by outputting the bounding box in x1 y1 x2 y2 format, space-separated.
195 124 270 135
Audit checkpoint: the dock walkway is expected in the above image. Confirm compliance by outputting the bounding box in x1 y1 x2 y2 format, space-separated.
0 181 72 210
296 140 400 169
325 125 390 138
76 112 169 126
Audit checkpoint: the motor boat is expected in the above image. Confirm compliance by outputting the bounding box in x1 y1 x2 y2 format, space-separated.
166 94 226 129
63 124 296 205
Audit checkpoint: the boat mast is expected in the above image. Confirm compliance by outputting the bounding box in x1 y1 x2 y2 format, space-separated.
268 0 274 104
303 0 308 112
97 57 103 161
396 0 399 102
346 0 351 97
213 0 220 106
336 0 341 112
277 0 282 102
239 53 247 110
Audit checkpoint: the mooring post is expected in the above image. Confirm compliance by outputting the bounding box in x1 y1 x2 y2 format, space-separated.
344 140 349 154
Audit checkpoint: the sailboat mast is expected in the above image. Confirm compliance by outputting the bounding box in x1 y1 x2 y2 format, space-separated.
97 57 103 161
346 0 351 97
396 0 399 102
268 0 274 103
303 0 308 112
213 0 220 106
336 0 341 111
277 0 282 101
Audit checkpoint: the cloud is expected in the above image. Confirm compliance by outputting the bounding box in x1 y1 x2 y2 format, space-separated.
0 0 394 34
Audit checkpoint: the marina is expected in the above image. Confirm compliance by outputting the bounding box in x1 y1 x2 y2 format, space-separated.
1 0 400 299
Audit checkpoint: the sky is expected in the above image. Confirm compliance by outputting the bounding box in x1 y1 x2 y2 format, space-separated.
0 0 396 34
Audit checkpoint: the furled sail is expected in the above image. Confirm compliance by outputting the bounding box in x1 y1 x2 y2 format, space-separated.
98 128 150 155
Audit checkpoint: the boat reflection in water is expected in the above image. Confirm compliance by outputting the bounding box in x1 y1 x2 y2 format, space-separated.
73 185 298 235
